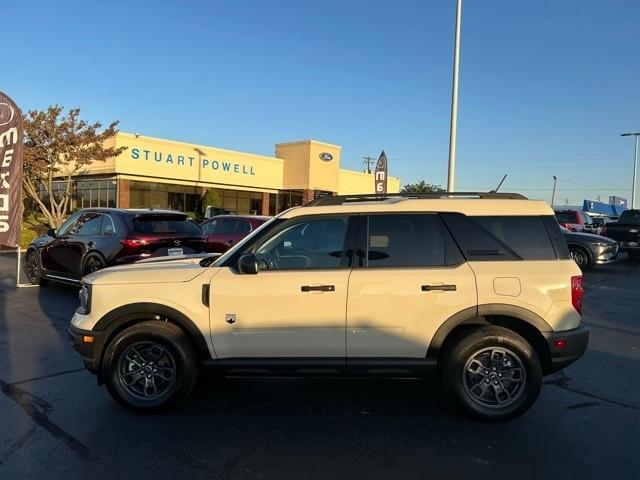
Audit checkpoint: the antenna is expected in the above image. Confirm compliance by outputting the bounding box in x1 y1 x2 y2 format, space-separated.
490 174 507 193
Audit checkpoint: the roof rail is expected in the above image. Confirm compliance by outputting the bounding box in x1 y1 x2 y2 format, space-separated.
303 192 527 207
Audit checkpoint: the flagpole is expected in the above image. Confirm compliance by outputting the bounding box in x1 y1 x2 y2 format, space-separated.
447 0 462 192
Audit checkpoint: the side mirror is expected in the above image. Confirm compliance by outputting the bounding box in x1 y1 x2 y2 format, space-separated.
47 228 57 237
238 254 259 274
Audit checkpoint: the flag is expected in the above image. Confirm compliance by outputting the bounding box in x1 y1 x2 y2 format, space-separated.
374 150 388 194
0 92 23 247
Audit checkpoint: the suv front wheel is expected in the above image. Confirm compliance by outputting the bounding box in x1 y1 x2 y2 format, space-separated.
442 326 542 422
102 321 199 412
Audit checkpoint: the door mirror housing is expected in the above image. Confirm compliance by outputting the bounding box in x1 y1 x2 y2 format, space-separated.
238 254 259 275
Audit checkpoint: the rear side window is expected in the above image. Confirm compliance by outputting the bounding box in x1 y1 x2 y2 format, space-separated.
365 214 460 267
619 210 640 224
441 213 557 261
130 215 203 235
555 211 576 224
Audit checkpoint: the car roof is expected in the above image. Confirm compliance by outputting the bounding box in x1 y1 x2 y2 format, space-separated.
280 194 554 218
202 214 271 222
77 208 187 216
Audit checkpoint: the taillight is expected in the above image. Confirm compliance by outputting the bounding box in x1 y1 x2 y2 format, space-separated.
571 275 584 314
121 238 148 248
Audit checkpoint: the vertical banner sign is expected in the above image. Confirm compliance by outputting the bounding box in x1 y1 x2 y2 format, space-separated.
374 150 388 194
0 92 23 247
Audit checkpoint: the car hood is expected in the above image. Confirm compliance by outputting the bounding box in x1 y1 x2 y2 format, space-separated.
563 231 617 244
83 254 217 285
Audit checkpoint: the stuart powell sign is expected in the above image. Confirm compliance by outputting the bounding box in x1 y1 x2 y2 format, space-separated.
0 92 22 247
375 150 388 194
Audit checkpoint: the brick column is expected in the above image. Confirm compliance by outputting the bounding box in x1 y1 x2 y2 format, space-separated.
261 192 270 216
118 179 130 208
302 189 315 204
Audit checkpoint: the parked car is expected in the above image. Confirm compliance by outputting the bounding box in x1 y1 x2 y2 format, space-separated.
201 215 270 253
555 209 598 234
25 209 206 285
601 209 640 258
70 193 588 421
561 226 619 268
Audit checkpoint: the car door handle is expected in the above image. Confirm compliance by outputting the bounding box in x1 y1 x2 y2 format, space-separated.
301 285 335 292
421 284 457 292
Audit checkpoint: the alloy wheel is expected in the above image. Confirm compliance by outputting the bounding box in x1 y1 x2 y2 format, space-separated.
462 347 526 408
570 249 587 267
116 341 177 401
26 252 40 283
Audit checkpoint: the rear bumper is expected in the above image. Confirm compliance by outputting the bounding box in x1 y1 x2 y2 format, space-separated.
543 324 589 373
68 325 103 373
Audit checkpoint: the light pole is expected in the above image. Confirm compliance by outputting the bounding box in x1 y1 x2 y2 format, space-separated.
621 132 640 209
447 0 462 192
551 176 557 207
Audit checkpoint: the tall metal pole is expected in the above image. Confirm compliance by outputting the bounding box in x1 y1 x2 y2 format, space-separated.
551 176 557 207
634 135 638 209
447 0 462 192
621 132 640 209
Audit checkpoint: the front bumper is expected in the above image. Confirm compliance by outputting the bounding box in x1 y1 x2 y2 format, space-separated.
68 324 104 373
543 323 589 373
594 243 619 264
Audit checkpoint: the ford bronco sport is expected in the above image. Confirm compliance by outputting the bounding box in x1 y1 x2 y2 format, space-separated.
69 193 589 421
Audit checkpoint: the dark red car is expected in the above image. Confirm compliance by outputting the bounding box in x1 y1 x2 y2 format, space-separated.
554 209 598 234
201 215 270 253
25 209 206 285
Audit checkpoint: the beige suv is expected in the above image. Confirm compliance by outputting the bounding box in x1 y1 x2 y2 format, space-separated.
69 193 589 421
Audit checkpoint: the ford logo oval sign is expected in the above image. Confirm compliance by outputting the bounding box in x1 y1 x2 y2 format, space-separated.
319 152 333 162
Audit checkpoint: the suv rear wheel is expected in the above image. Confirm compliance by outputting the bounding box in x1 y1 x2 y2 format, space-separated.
442 326 542 421
102 321 198 412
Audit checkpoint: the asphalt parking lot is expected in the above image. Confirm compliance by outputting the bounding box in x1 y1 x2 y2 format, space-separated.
0 252 638 479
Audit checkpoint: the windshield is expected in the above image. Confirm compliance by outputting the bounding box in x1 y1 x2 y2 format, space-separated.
212 217 278 266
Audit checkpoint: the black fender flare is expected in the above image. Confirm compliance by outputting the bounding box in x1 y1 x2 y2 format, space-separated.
93 303 212 363
426 304 553 361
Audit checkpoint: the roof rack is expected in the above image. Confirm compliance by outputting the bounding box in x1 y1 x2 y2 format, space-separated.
303 192 527 207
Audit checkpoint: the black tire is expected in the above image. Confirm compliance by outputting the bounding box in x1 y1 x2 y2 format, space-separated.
102 321 199 412
442 326 542 422
25 249 47 286
569 246 591 270
83 254 106 276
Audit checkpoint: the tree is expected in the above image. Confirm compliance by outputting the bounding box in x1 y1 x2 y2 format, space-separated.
23 106 126 228
400 180 446 193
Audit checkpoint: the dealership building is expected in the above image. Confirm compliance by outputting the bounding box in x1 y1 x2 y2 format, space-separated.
61 132 400 215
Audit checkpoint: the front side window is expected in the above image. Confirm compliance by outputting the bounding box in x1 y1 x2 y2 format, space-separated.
255 217 347 270
366 214 447 267
236 220 252 234
75 213 103 236
202 220 218 235
57 211 84 236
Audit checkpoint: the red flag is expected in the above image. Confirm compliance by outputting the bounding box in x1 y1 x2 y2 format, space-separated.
0 92 23 247
374 150 388 194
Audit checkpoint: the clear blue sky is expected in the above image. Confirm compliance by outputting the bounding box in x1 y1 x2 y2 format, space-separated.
4 0 640 205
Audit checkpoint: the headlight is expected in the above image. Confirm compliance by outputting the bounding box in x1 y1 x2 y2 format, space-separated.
77 283 92 315
593 242 614 247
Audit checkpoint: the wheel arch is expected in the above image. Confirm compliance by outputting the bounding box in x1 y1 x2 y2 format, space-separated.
567 243 593 266
81 250 107 272
93 303 212 375
427 304 554 375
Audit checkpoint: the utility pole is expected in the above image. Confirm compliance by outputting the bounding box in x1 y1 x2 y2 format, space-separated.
447 0 462 192
551 176 557 206
363 156 375 174
621 132 640 209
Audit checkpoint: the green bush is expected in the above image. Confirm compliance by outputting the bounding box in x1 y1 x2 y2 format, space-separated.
20 228 38 249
